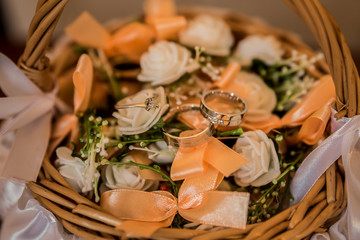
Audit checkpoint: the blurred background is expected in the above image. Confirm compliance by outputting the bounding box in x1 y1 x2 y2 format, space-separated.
0 0 359 67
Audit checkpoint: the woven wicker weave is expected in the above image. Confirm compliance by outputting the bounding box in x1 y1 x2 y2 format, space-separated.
14 0 359 239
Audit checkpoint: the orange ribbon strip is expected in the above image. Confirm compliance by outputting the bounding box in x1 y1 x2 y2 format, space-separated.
297 98 334 145
281 75 335 127
144 0 176 24
171 135 248 181
50 54 93 152
241 114 282 134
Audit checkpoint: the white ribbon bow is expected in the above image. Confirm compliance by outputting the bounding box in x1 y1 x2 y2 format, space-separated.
0 54 68 181
291 109 360 240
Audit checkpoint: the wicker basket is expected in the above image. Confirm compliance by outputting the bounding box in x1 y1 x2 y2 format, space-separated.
11 0 359 239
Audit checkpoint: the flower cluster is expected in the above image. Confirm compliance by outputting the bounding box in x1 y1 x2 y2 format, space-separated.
54 9 324 228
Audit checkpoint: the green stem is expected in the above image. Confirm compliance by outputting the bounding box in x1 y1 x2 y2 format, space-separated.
108 161 179 197
256 152 303 204
218 127 243 137
106 138 164 148
108 74 122 101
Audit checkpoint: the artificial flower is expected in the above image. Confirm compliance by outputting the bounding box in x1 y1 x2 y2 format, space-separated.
232 130 280 187
233 72 277 122
179 14 234 56
138 40 199 85
55 147 98 193
113 87 169 135
147 141 175 164
233 35 284 65
101 155 159 191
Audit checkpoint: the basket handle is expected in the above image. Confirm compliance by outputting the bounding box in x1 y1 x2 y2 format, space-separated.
19 0 360 117
282 0 360 118
18 0 69 92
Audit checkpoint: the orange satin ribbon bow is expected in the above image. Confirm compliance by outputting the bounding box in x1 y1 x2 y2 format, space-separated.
50 54 93 152
101 134 249 237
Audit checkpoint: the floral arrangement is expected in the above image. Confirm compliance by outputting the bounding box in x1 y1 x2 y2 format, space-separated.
47 0 336 237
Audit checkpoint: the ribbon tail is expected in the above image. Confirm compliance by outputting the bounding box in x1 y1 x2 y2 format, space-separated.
0 112 52 181
204 138 248 177
179 191 249 229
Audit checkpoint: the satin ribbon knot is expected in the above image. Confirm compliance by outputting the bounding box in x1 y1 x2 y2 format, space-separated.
0 54 70 181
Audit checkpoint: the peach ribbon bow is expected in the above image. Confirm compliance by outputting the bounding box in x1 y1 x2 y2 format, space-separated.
50 54 93 152
101 134 249 238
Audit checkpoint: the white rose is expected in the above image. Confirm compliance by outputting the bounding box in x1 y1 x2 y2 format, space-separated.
179 14 234 56
101 155 158 191
232 130 280 187
55 147 97 193
237 71 276 122
113 87 169 135
147 141 175 164
233 35 284 66
138 41 199 85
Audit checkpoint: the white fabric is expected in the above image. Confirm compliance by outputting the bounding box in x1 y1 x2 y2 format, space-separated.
0 178 80 240
291 109 360 240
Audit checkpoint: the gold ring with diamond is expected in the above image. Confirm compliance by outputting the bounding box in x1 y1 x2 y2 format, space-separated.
114 94 159 111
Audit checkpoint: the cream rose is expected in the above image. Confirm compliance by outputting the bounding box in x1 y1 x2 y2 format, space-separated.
179 14 234 56
55 147 98 193
237 71 276 122
138 41 199 85
147 141 175 164
101 155 159 191
232 130 280 187
233 35 284 66
113 87 169 135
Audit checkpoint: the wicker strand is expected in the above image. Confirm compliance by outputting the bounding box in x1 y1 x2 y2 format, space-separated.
61 220 114 240
34 195 125 237
282 0 360 117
